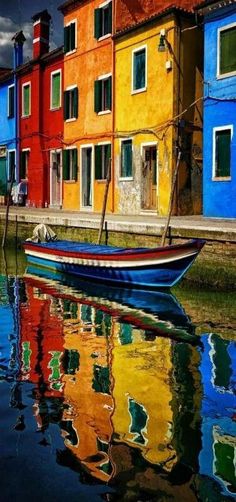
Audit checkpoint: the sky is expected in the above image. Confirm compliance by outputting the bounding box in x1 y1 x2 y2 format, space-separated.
0 0 63 67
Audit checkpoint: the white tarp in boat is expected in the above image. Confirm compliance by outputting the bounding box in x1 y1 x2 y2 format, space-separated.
26 224 57 243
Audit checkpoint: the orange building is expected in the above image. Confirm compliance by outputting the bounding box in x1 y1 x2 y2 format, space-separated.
59 0 114 213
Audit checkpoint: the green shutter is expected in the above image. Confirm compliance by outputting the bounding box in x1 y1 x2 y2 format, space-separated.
107 76 112 110
215 129 231 177
108 1 112 34
121 140 132 177
63 150 69 180
105 144 111 178
72 149 78 181
64 26 69 53
94 8 101 39
220 27 236 75
23 85 30 116
9 151 15 182
8 86 14 118
52 73 61 109
64 91 69 120
95 145 102 179
94 80 101 113
70 22 76 51
73 87 78 118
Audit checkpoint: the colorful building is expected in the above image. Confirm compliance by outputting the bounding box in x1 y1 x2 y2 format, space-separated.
114 1 203 216
17 10 64 208
197 0 236 218
59 0 114 212
0 32 25 204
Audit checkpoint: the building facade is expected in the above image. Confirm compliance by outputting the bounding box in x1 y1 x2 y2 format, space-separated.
198 0 236 217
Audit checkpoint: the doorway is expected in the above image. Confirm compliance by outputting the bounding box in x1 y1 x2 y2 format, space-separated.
81 146 92 209
141 145 157 210
50 150 62 208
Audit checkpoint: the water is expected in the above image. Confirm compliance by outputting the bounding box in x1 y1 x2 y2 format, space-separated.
0 250 235 502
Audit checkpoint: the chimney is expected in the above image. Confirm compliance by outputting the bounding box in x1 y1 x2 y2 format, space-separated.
32 10 51 59
12 31 26 69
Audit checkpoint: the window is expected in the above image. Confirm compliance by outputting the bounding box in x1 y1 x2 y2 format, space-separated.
63 148 78 181
94 75 112 113
94 1 112 39
20 150 30 180
64 20 76 53
132 47 147 92
8 150 16 182
22 83 31 117
95 143 111 179
8 85 15 118
121 139 132 178
213 127 232 178
51 71 61 110
64 87 78 120
219 25 236 76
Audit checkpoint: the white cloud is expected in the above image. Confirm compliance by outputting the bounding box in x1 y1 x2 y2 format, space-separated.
0 16 32 67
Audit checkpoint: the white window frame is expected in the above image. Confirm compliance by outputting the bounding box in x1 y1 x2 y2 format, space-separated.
80 143 94 210
50 69 62 110
21 148 30 180
65 19 77 56
98 72 112 115
212 125 233 181
131 45 147 95
119 138 133 181
8 84 15 118
98 0 112 41
65 84 78 122
22 81 31 117
8 149 16 181
217 22 236 79
64 145 78 182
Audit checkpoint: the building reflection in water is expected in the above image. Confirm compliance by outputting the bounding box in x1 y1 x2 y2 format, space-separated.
6 269 234 498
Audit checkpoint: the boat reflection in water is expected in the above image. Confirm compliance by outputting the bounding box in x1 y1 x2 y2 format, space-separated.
3 266 234 500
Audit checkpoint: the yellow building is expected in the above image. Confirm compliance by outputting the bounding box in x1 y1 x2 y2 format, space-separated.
114 8 203 216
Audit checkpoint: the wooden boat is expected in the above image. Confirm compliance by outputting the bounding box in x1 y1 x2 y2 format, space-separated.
24 265 199 344
23 238 205 289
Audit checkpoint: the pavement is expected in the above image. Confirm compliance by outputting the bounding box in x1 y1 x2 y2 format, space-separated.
0 206 236 241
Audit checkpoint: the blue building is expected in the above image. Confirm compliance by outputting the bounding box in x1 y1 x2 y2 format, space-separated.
0 32 25 203
198 0 236 218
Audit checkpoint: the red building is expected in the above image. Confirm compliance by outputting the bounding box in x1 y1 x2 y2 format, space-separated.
17 10 64 208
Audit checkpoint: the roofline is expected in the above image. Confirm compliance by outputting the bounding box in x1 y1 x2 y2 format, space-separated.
0 70 14 85
58 0 86 14
15 46 64 76
195 0 236 13
113 6 197 40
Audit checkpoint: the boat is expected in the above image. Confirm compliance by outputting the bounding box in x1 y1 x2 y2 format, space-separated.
24 265 199 345
23 238 205 289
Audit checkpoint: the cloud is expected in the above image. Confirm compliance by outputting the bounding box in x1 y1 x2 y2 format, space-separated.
0 16 32 67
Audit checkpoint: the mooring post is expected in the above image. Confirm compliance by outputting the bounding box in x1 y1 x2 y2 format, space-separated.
161 150 181 247
2 170 15 249
97 159 111 245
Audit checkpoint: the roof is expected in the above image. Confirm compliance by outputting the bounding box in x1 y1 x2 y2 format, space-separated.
0 69 13 84
196 0 236 11
58 0 85 13
15 46 64 76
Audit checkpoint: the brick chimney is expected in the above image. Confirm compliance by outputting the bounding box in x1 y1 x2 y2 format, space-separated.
12 31 26 69
32 10 51 59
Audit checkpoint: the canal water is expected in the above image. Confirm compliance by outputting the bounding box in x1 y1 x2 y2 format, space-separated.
0 249 235 502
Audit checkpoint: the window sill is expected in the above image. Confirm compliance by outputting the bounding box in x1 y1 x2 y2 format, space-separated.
65 118 77 123
63 180 77 184
131 87 147 95
98 110 111 116
217 70 236 80
97 33 111 42
95 179 106 183
212 176 231 181
50 106 62 112
65 49 77 56
7 116 14 120
119 177 133 182
21 114 31 119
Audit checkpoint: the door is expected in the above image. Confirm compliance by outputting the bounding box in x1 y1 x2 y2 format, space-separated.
50 150 62 208
142 146 157 210
81 147 92 209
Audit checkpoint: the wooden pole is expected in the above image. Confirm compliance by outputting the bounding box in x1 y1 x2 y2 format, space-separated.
97 158 111 245
161 150 182 247
2 169 15 249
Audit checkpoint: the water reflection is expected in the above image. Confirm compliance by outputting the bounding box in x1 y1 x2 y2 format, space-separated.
0 264 235 501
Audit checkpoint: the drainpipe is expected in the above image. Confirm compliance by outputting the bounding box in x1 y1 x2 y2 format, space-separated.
12 31 26 185
174 13 182 216
111 0 116 213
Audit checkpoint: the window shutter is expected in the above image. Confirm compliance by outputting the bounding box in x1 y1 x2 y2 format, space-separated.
73 87 78 118
70 22 76 51
63 150 69 180
52 73 60 109
95 145 102 179
64 26 69 53
107 76 112 110
220 28 236 74
105 144 111 178
108 1 112 34
9 151 15 182
72 149 78 181
216 130 231 177
8 86 14 118
94 80 101 113
64 91 69 120
23 85 30 116
122 140 132 177
94 8 101 39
